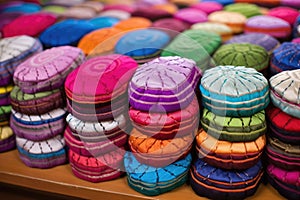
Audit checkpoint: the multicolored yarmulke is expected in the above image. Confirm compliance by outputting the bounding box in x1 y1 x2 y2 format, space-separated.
212 43 269 72
201 108 266 142
10 86 65 115
16 134 67 168
129 128 194 168
129 56 201 113
190 158 263 199
196 129 266 170
0 35 42 86
124 152 192 196
200 66 269 117
270 42 300 75
269 69 300 118
225 33 280 54
14 46 85 94
267 164 300 200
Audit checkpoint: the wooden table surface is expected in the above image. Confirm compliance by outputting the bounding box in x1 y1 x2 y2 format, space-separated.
0 150 284 200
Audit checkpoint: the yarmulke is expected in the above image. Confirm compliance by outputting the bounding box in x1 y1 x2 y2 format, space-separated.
102 4 134 13
1 3 41 13
129 96 199 140
0 12 23 32
10 108 66 141
174 8 208 24
2 13 57 37
69 148 125 183
191 22 233 42
16 135 67 168
132 7 172 21
45 0 85 7
42 5 66 15
61 7 96 19
267 164 300 200
269 69 300 118
0 35 42 86
98 10 131 20
64 126 127 157
190 2 223 15
65 54 138 103
270 42 300 75
10 86 65 115
267 6 299 25
208 11 247 33
115 29 170 62
190 159 263 200
129 128 194 168
200 66 269 117
74 1 103 13
267 106 300 144
66 113 129 142
129 56 201 113
0 105 11 126
225 33 280 54
224 3 261 18
14 46 85 94
161 30 221 68
202 0 234 5
89 17 119 29
244 15 291 39
152 18 190 37
39 19 96 48
0 85 13 106
0 126 16 152
201 108 266 142
114 17 152 31
212 43 269 72
196 129 265 170
267 137 300 170
124 152 192 196
78 28 122 56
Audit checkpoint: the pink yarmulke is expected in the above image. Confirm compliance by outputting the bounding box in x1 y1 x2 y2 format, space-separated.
174 8 208 24
190 2 223 15
2 13 57 37
267 7 299 25
292 38 300 43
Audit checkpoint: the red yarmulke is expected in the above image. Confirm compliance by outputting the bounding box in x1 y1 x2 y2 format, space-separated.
2 13 57 37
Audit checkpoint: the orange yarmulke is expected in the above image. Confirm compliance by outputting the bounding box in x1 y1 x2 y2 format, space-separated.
114 17 152 31
78 28 122 56
153 3 178 14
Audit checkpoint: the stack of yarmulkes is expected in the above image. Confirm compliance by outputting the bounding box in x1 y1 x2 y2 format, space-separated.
125 56 201 196
64 54 138 182
270 42 300 75
0 35 42 153
266 69 300 200
10 46 84 168
191 66 269 199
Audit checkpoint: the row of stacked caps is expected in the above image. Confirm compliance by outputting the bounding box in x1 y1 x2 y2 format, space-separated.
63 54 138 182
0 36 42 153
125 56 201 196
9 45 84 168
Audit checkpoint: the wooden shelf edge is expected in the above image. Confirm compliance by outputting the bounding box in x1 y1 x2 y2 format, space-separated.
0 150 284 200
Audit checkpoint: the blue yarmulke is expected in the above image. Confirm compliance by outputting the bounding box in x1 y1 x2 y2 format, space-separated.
190 159 263 199
2 3 41 13
202 0 234 5
115 29 170 60
39 19 96 48
89 17 120 29
124 152 192 196
200 66 269 117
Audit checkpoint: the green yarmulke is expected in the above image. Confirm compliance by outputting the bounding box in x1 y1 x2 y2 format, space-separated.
10 86 60 101
0 105 11 125
42 5 67 14
212 43 269 71
161 29 221 70
224 3 262 18
201 108 267 142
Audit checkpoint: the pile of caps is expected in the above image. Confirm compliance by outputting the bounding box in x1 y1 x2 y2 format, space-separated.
0 0 300 199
